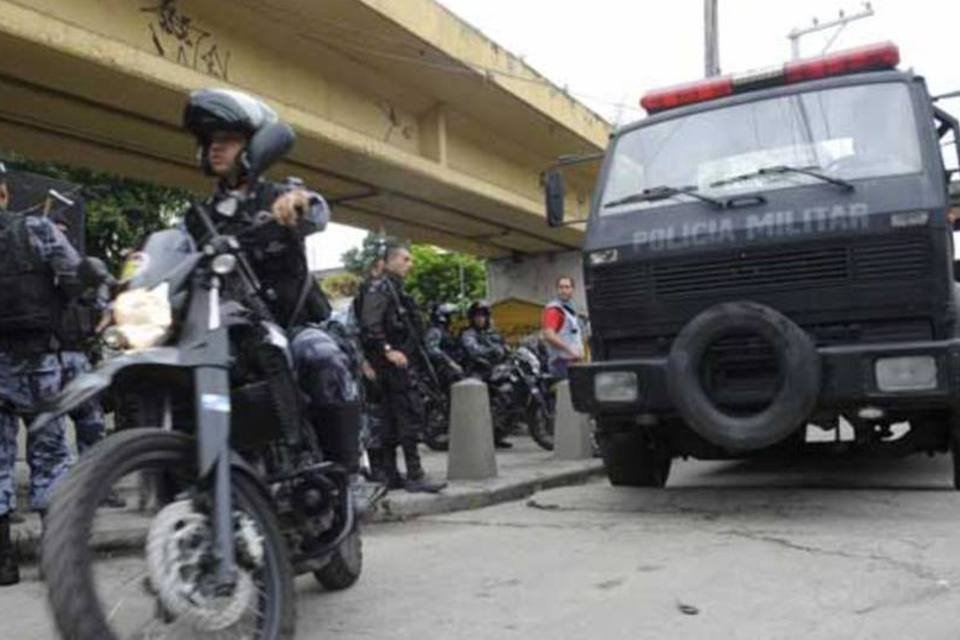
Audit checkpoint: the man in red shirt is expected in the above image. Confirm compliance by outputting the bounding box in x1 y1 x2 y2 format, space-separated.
541 276 585 379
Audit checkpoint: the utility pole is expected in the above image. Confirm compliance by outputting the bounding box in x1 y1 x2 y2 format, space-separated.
704 0 720 77
788 2 874 60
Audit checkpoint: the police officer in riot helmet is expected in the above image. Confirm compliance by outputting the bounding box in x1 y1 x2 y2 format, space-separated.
0 167 80 586
360 243 446 493
424 302 464 384
48 207 126 508
181 88 362 479
460 300 511 447
460 300 507 374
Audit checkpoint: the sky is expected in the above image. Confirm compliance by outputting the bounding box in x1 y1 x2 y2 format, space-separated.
310 0 960 269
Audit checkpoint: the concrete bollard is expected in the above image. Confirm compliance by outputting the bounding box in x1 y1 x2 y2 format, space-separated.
553 380 593 460
446 378 498 481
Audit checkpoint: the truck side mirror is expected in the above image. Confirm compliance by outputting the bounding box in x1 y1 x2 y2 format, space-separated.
544 169 565 227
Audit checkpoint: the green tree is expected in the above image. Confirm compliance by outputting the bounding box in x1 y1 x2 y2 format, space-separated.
340 231 486 308
406 244 486 309
3 154 189 270
341 232 391 276
320 271 363 299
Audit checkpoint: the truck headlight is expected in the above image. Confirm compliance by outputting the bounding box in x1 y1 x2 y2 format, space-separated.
875 356 938 392
112 282 172 350
595 371 639 402
889 211 929 228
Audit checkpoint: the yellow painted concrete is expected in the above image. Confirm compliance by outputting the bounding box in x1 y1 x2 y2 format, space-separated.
0 0 608 256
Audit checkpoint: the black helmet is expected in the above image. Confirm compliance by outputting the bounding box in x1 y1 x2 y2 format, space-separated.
431 303 459 326
182 88 277 144
467 300 492 320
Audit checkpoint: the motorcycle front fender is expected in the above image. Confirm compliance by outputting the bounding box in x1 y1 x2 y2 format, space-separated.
30 347 182 433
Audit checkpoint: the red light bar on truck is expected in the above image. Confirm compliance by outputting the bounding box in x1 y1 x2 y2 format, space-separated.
640 42 900 114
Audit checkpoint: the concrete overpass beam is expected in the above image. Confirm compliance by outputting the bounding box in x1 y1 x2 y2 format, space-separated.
418 103 449 166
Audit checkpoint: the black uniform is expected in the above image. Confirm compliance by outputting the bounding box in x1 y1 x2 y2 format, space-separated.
359 273 429 483
184 179 332 326
353 275 386 453
184 179 360 472
424 323 463 384
460 326 507 376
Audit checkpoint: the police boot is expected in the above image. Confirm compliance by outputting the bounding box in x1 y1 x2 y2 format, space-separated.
313 403 362 474
381 446 406 491
401 441 446 494
365 447 388 483
0 514 20 586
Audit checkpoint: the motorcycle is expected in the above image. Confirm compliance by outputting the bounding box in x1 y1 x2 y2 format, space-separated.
32 123 358 640
487 344 555 450
419 352 461 452
455 343 554 449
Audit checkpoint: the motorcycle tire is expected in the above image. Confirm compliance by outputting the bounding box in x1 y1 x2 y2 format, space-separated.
423 394 451 452
314 524 363 590
42 428 297 640
528 406 555 451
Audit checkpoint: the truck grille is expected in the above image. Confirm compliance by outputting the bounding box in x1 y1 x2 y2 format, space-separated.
606 318 934 360
590 235 932 303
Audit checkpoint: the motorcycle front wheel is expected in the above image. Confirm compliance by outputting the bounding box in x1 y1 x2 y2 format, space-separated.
528 404 555 451
422 393 451 452
42 428 296 640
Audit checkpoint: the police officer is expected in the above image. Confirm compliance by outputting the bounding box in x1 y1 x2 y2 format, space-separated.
0 191 80 586
460 300 512 448
181 88 361 476
460 300 507 375
48 210 126 508
360 244 446 493
424 302 464 385
354 252 388 480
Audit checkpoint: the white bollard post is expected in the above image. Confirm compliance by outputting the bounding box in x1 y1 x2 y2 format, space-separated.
446 379 498 480
554 380 592 460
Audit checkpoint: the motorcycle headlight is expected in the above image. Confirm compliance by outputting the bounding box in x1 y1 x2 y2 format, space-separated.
112 282 172 350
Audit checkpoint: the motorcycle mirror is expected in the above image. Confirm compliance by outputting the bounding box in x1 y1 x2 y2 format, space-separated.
243 121 296 179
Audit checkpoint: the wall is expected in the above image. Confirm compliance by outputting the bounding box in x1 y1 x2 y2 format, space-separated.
486 250 586 310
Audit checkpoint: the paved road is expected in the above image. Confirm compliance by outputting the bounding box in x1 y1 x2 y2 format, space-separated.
10 453 960 639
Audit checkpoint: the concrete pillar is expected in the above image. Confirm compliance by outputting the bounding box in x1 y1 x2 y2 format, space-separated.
446 379 498 481
553 380 593 460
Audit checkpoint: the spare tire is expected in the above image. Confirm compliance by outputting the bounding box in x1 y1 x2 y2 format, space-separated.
666 301 820 452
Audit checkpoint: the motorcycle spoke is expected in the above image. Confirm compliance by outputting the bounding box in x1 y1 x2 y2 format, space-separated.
104 567 153 623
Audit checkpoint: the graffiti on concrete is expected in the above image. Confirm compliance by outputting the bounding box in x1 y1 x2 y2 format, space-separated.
141 0 231 80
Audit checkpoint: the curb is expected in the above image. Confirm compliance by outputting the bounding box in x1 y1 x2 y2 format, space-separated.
13 460 605 560
370 461 604 522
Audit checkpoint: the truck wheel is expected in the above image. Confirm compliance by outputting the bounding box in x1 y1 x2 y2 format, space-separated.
666 301 820 452
950 417 960 490
597 430 672 487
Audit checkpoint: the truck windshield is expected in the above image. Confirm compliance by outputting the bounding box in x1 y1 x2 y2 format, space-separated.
600 82 923 215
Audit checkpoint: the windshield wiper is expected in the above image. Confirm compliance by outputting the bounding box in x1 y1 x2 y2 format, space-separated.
603 184 725 210
709 165 854 192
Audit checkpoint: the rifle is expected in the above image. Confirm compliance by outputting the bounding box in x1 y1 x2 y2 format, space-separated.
383 277 441 389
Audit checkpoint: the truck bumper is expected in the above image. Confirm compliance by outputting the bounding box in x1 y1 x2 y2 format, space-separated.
570 338 960 416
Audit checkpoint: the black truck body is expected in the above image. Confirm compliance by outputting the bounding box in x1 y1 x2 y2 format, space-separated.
556 46 960 487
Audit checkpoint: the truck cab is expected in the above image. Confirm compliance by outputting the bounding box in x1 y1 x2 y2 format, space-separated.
546 43 960 488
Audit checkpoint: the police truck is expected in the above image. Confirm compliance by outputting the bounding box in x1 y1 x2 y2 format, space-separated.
545 43 960 487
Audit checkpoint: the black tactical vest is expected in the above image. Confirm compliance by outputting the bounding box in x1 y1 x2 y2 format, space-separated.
0 213 60 337
185 181 331 327
383 276 423 354
56 301 96 350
